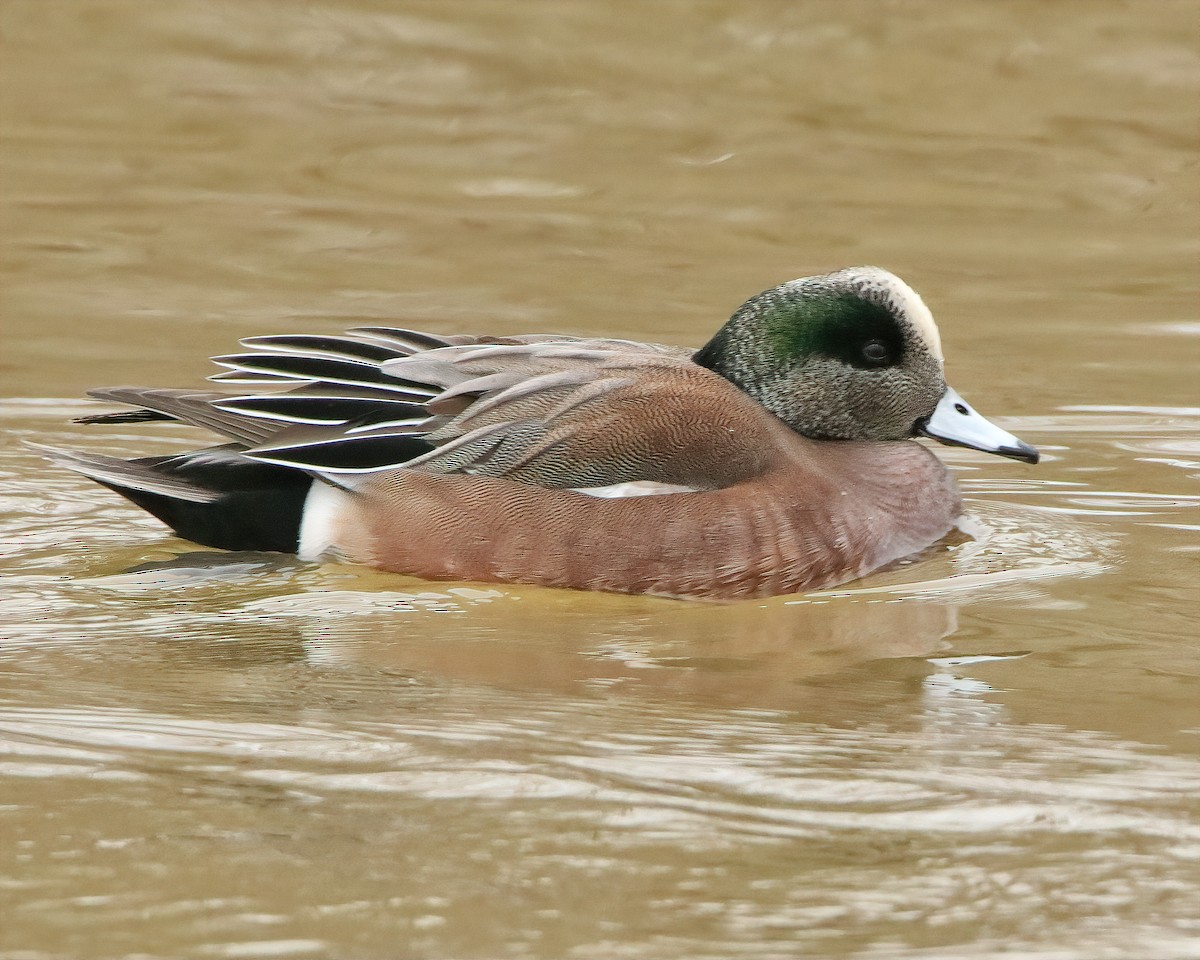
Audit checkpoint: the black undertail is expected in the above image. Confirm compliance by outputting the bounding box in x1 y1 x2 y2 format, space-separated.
41 445 314 553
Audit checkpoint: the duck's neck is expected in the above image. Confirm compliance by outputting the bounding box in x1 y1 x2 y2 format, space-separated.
691 295 777 390
691 325 737 381
693 318 811 437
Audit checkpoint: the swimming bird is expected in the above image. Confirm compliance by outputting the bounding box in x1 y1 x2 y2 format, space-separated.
38 267 1038 600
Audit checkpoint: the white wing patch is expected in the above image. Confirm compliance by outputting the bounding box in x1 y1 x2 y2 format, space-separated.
570 481 699 499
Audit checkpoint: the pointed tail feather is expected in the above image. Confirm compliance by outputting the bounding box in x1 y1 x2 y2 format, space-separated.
30 443 312 553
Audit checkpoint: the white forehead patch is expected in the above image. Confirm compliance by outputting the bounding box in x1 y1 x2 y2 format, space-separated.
885 273 943 363
823 266 945 364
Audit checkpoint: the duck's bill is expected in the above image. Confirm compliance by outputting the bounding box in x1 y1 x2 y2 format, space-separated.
917 387 1039 464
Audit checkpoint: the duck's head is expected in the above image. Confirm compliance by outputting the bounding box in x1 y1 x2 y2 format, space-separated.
694 266 1038 463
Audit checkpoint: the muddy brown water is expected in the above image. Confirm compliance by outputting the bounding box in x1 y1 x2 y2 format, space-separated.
2 3 1198 958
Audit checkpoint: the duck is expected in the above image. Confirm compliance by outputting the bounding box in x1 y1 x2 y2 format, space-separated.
38 266 1038 600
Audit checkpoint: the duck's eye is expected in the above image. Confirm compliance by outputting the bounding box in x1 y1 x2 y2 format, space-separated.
862 340 889 364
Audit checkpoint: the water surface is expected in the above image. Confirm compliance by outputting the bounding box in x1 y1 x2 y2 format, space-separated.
1 2 1198 958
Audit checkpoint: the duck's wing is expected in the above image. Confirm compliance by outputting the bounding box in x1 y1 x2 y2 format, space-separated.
235 339 778 492
72 327 774 492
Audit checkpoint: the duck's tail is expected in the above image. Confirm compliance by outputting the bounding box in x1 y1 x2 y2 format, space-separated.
30 442 313 553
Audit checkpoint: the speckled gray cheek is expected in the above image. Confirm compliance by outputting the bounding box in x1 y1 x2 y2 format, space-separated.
751 358 866 441
867 362 945 437
753 336 945 442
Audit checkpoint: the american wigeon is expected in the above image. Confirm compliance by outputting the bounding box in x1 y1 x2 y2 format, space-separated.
40 267 1037 600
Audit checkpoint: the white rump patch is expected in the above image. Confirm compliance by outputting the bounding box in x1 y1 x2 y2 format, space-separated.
570 481 699 499
298 481 347 561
